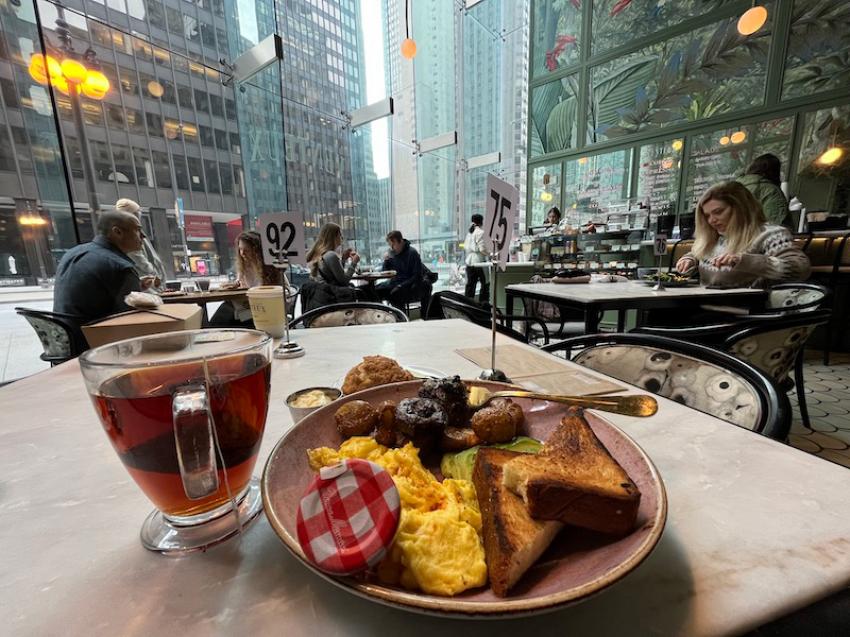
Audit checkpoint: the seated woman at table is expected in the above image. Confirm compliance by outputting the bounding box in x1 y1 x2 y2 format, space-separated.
675 181 809 288
300 222 372 311
210 230 290 327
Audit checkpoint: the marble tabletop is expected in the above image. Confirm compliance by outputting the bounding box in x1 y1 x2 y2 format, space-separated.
505 281 764 304
2 319 850 636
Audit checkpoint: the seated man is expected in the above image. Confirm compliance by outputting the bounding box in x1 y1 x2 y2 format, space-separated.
378 230 424 310
114 198 166 293
53 209 149 325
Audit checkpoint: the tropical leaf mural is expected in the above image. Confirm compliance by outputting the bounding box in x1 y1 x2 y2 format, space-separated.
783 0 850 99
588 10 772 144
531 0 582 78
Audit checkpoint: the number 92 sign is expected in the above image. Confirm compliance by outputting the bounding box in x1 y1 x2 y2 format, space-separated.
484 174 519 271
258 212 307 267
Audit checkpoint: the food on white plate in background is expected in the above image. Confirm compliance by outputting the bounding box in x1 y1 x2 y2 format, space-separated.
342 355 414 394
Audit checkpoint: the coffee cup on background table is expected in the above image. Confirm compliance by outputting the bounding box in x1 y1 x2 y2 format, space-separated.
248 285 286 338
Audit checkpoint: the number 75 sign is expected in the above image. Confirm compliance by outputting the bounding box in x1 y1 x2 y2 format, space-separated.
483 174 519 271
258 212 307 266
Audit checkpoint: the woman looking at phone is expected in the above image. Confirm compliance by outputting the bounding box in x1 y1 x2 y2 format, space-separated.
676 181 809 288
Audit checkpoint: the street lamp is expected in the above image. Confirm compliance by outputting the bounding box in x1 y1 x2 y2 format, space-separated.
27 19 110 235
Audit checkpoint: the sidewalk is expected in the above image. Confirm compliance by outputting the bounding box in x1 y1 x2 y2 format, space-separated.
0 285 55 305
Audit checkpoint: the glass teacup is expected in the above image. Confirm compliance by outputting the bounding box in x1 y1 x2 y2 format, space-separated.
80 329 273 554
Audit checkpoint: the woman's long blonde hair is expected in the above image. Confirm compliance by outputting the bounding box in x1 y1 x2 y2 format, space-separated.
236 231 280 286
306 222 343 275
692 181 766 259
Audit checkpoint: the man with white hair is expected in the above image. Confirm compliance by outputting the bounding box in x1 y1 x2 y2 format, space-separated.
115 198 167 292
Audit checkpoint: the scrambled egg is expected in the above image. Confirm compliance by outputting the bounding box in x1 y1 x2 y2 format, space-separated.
307 437 487 596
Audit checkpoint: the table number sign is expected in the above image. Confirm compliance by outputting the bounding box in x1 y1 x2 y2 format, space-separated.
258 212 307 266
484 174 519 271
653 234 668 257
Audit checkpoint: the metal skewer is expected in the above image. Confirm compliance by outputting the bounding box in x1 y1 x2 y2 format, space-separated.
479 253 510 382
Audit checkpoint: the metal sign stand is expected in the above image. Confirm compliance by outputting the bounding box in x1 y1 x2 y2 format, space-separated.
479 255 510 383
652 252 666 292
272 249 305 359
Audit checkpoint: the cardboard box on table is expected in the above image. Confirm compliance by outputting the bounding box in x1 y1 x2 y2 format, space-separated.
82 304 203 348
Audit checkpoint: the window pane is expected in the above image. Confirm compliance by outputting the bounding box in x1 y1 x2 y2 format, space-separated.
530 74 579 157
152 150 171 188
783 1 850 100
588 9 774 145
187 156 205 191
531 0 581 78
112 147 135 184
133 147 154 187
215 128 229 151
200 125 213 147
529 162 562 227
637 138 684 213
562 149 633 224
204 159 220 193
795 104 850 216
173 154 190 189
0 128 15 171
685 116 794 207
92 140 114 182
592 0 723 55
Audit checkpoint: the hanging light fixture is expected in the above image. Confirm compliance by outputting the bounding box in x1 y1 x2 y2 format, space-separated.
738 4 768 36
671 139 683 151
817 147 844 165
719 135 731 146
401 0 417 59
540 191 553 202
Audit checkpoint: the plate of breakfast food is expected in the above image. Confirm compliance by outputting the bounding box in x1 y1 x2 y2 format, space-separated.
262 362 666 617
641 272 695 287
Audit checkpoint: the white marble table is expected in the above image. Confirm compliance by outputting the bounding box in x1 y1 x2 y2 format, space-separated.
2 319 850 636
506 281 766 332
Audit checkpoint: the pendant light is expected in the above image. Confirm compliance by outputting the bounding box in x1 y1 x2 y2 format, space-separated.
401 0 417 59
817 130 845 166
738 3 767 36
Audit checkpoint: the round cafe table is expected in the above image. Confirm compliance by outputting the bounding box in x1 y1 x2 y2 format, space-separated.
351 271 395 295
161 288 249 325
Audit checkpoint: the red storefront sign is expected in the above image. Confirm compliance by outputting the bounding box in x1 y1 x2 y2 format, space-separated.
184 214 214 241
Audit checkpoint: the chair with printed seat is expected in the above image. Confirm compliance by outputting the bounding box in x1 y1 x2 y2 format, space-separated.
543 333 791 440
289 302 408 328
16 307 89 366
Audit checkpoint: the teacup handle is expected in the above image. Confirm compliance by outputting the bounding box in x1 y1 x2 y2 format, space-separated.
172 384 220 500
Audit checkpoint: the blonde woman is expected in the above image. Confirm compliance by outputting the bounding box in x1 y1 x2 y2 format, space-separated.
306 222 360 285
676 181 809 288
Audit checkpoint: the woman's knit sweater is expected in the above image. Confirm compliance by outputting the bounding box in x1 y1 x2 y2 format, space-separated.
684 224 810 288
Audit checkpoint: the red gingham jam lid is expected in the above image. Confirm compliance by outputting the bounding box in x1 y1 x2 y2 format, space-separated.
296 459 401 575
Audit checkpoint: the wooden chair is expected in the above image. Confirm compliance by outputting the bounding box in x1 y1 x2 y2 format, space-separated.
543 333 792 440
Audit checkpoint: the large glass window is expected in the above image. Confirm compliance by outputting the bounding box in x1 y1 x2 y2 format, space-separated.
637 138 684 213
783 1 850 100
529 162 562 227
795 104 850 215
530 74 579 157
685 116 795 207
588 10 773 145
562 149 632 225
531 0 581 78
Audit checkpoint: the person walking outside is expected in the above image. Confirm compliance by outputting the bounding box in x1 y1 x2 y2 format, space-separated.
464 214 489 303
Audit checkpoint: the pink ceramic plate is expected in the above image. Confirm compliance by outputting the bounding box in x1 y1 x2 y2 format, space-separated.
261 380 667 618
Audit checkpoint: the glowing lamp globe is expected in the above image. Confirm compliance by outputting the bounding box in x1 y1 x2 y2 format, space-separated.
51 76 71 96
730 131 747 144
719 135 731 146
400 38 417 59
817 147 844 166
540 191 553 202
147 80 164 98
28 54 48 84
61 59 88 84
671 139 683 151
737 6 768 36
82 70 109 99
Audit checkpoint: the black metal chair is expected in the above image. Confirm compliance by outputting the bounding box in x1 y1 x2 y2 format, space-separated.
543 333 792 440
290 302 408 328
517 275 585 340
16 307 89 366
426 290 550 345
724 310 832 431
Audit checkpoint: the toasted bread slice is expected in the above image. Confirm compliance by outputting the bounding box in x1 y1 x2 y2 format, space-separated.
473 448 562 597
502 407 641 536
